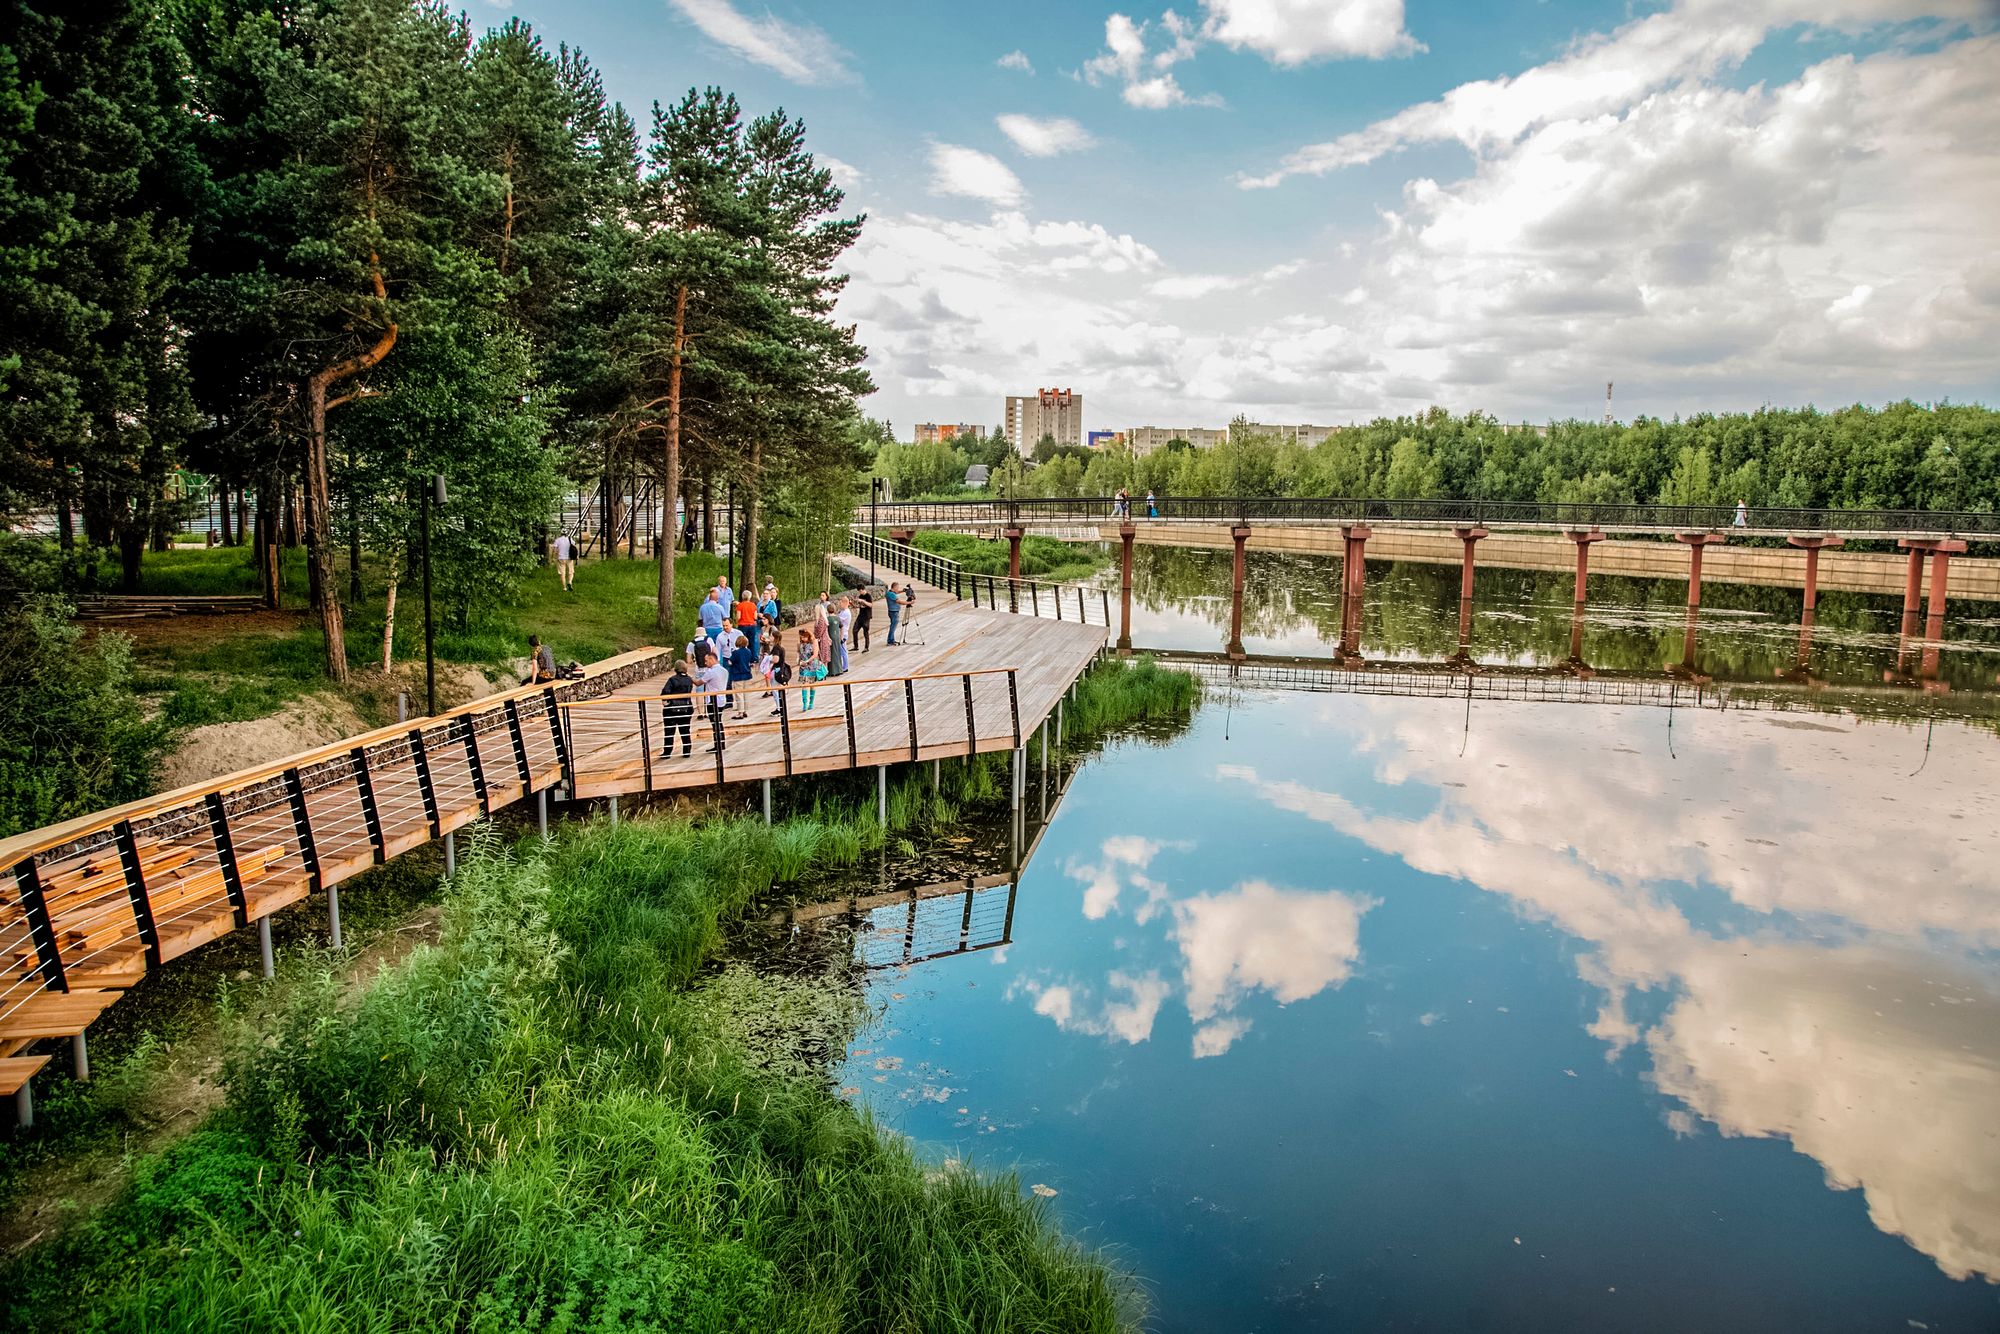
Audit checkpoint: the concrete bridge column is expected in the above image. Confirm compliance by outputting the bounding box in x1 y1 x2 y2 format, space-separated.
1786 534 1844 613
1674 533 1727 608
1451 526 1487 663
1564 530 1605 605
1899 546 1926 635
1117 524 1136 654
1005 526 1024 613
1337 525 1371 662
1922 541 1966 679
1228 526 1250 660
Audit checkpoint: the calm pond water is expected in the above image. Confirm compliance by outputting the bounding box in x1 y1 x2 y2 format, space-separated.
1109 544 2000 698
762 554 2000 1331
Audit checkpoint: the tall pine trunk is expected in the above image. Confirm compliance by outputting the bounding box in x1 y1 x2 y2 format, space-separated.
380 550 399 673
303 378 346 679
655 283 687 631
742 435 762 593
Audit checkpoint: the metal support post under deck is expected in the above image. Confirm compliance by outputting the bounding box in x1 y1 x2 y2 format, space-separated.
608 795 619 827
15 1085 30 1130
878 765 889 825
327 883 342 950
763 778 773 825
72 1033 88 1082
1011 747 1024 811
444 830 456 877
537 788 549 839
258 915 274 979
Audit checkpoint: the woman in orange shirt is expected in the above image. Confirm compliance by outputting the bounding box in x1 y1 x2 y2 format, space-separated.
734 591 759 658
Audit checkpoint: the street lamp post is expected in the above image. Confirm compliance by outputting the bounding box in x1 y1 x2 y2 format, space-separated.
869 476 883 583
421 473 445 715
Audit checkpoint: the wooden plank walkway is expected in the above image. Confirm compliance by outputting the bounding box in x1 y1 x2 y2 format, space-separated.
0 601 1105 1123
563 599 1106 798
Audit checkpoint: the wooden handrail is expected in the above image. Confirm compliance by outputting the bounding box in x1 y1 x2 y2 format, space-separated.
557 664 1024 711
0 645 672 867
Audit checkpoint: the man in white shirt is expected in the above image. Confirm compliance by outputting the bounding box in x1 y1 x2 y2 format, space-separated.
698 654 731 751
551 530 577 592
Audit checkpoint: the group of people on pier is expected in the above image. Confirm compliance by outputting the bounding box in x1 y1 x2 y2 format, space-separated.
649 575 922 757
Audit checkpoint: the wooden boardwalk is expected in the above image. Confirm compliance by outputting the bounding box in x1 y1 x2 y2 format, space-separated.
0 598 1104 1123
564 600 1106 798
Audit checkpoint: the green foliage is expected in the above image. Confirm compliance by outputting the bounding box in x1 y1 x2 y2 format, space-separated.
1063 656 1204 739
908 530 1107 581
0 597 171 837
1062 404 2000 511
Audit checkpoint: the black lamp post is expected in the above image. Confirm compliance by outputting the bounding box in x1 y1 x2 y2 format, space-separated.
869 475 884 583
421 473 445 715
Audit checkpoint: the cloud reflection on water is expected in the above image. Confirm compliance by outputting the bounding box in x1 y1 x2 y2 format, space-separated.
1218 705 2000 1283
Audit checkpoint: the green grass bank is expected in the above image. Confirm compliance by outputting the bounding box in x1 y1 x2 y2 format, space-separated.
1 659 1200 1332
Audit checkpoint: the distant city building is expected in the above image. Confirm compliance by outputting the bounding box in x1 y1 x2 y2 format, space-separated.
1004 388 1083 455
1086 430 1118 450
1125 426 1230 455
1230 421 1347 446
912 422 984 445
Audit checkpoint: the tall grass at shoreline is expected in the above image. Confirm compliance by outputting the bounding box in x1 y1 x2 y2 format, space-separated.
1 658 1201 1332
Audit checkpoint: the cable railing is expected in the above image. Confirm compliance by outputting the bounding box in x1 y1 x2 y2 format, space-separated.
848 529 968 595
856 497 2000 538
554 666 1032 796
847 529 1112 627
0 651 659 1067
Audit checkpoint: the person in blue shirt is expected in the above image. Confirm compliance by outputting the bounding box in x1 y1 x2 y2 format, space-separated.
726 634 754 719
697 591 725 643
885 581 902 645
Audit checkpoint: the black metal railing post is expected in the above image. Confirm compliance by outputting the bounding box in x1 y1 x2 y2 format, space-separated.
204 792 248 927
904 678 919 762
962 673 977 756
350 748 388 862
504 698 534 791
409 730 442 838
114 819 160 967
12 858 66 990
284 767 322 889
638 700 653 790
459 717 490 813
777 689 794 776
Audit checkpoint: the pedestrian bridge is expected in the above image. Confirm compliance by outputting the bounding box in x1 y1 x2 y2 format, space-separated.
865 496 2000 544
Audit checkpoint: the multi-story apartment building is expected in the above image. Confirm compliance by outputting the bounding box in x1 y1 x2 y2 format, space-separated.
1004 388 1083 455
1124 425 1230 455
1229 421 1347 446
911 422 987 445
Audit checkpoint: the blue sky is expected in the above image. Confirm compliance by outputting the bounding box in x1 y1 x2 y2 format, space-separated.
488 0 2000 434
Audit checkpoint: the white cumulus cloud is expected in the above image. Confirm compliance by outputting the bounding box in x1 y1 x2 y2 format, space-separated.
997 48 1034 74
927 143 1025 207
665 0 854 86
996 114 1098 157
1201 0 1423 63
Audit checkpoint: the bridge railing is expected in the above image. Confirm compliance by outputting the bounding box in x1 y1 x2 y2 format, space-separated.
858 496 2000 537
849 529 1113 626
555 666 1028 794
964 573 1112 627
848 529 967 596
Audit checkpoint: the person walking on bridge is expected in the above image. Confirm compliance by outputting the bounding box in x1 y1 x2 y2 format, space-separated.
1145 489 1158 519
1733 498 1748 528
852 589 874 653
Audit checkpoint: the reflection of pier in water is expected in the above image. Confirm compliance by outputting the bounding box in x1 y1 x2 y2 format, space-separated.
1152 648 2000 725
772 755 1072 970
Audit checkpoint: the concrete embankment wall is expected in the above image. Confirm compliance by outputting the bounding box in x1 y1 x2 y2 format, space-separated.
1091 524 2000 603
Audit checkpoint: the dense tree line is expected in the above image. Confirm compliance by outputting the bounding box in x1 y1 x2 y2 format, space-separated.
877 403 2000 512
1 0 871 679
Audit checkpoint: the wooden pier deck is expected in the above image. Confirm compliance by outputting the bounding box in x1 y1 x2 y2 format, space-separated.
564 599 1106 797
0 596 1105 1122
